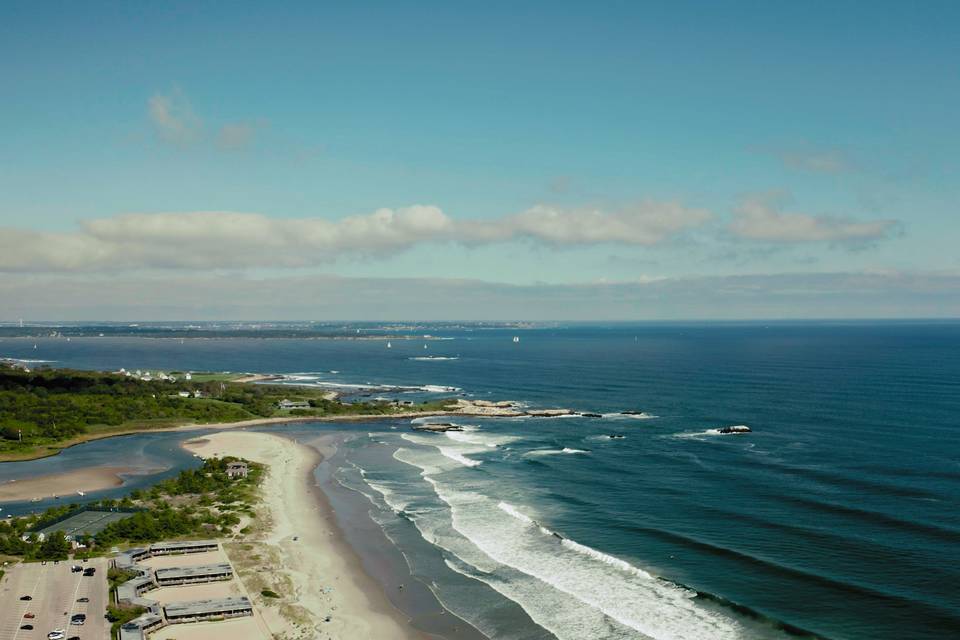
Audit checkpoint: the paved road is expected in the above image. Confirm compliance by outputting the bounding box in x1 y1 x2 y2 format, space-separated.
0 558 108 640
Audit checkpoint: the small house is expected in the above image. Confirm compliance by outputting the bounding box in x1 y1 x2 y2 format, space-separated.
226 462 249 479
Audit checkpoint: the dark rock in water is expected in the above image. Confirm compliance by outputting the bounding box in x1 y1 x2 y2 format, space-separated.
621 410 647 415
608 434 626 439
412 423 464 432
552 531 564 541
716 425 751 434
526 408 575 417
578 412 603 418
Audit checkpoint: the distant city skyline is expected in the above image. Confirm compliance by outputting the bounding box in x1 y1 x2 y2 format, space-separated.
1 2 957 319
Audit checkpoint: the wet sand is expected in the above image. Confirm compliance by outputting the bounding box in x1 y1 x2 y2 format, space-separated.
0 466 131 502
184 431 426 639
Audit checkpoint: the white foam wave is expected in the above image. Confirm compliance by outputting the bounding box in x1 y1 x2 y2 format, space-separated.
398 435 483 470
498 501 536 525
368 441 754 640
446 430 517 449
425 478 749 640
524 448 588 457
438 447 482 467
560 539 655 580
420 384 461 392
603 412 658 420
408 356 460 361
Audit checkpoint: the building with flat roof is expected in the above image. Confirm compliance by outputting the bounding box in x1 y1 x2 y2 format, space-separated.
119 612 164 640
155 563 233 586
164 597 253 622
114 539 246 640
148 539 219 555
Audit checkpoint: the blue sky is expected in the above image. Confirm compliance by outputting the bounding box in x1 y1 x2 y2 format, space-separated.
1 2 958 319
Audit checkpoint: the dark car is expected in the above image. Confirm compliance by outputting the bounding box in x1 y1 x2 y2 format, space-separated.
82 567 96 576
20 624 34 630
20 594 33 600
68 637 81 640
76 596 90 603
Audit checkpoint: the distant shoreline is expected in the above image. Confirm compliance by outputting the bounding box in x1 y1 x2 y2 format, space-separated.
0 410 459 464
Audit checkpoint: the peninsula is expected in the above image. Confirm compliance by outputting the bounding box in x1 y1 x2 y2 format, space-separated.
0 364 578 463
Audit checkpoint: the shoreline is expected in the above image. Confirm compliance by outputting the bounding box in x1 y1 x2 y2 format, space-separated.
184 430 429 639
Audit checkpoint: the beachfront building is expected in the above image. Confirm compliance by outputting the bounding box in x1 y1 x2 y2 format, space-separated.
149 539 219 555
226 461 249 478
164 597 253 623
113 540 248 640
278 398 310 410
119 612 165 640
155 563 233 586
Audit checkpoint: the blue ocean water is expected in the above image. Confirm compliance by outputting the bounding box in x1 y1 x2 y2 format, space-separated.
1 322 958 639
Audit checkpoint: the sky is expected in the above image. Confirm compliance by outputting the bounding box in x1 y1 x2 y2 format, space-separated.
1 1 958 320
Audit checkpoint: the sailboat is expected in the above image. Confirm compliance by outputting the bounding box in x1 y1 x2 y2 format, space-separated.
512 336 520 343
387 341 392 348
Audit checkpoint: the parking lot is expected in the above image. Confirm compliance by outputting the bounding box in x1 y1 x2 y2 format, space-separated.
0 557 108 640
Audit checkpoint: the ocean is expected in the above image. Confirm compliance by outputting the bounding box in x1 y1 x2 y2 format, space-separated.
1 321 958 639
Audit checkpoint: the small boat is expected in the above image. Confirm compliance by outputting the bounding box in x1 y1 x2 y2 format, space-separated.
387 341 392 348
77 490 85 497
512 336 520 343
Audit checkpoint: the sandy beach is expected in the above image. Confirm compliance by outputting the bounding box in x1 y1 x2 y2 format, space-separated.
0 466 131 503
184 430 425 640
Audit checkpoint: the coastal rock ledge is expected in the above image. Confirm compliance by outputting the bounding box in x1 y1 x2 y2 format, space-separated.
412 423 464 432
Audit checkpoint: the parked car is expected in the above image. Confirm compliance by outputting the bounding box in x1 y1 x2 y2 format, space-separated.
82 567 96 576
20 594 33 600
70 565 82 573
76 597 90 603
23 612 36 618
48 630 66 640
19 624 33 631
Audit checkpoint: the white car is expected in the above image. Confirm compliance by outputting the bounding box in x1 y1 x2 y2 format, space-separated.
48 630 66 640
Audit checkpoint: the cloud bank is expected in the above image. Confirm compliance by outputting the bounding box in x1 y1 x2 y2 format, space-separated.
0 203 711 272
2 271 956 321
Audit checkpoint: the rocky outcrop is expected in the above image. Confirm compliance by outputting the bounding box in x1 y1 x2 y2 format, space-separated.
412 423 464 432
716 425 751 434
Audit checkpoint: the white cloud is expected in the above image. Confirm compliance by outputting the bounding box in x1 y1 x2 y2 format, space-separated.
506 203 711 246
729 193 897 245
148 90 202 147
0 202 708 273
